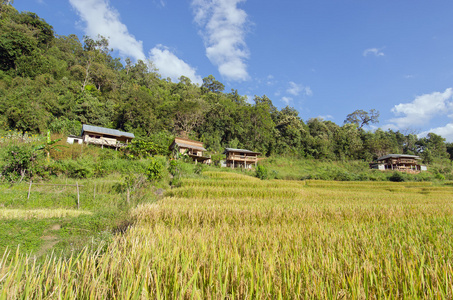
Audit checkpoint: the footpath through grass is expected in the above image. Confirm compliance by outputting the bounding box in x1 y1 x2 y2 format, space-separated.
0 174 159 259
1 171 453 298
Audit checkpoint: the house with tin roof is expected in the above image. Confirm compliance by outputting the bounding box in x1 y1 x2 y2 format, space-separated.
67 124 135 149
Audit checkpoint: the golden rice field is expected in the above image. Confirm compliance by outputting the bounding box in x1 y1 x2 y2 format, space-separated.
1 171 453 299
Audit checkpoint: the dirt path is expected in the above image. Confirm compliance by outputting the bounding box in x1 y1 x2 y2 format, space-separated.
34 224 61 258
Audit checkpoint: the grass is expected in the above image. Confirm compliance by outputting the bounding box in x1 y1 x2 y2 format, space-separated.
1 171 453 298
0 173 160 259
259 156 448 181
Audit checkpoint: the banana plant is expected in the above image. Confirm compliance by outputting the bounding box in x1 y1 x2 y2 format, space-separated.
35 130 66 162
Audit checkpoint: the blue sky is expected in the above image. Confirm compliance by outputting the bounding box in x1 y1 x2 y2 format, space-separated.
14 0 453 141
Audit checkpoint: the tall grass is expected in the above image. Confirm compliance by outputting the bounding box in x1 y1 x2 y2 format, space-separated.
1 172 453 298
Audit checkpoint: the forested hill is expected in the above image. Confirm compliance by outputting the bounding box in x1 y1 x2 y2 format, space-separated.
0 3 452 163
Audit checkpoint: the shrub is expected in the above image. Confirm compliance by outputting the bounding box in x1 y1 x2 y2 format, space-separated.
255 165 269 180
54 159 95 179
389 171 405 182
1 145 39 182
146 158 165 181
194 163 205 175
168 160 181 177
435 173 446 180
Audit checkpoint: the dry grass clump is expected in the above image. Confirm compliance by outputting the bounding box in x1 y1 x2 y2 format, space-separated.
0 209 91 220
1 172 453 298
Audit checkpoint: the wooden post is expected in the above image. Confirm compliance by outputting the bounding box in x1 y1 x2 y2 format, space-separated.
27 180 32 200
126 188 130 204
76 182 80 209
93 183 96 202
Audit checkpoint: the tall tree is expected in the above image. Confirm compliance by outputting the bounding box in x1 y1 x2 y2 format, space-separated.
344 109 379 129
201 75 224 94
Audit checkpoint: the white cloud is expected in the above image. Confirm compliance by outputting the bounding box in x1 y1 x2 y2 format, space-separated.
363 48 385 57
281 97 292 105
69 0 201 84
266 75 275 85
287 82 301 96
317 115 333 121
155 0 166 7
287 81 312 97
192 0 250 81
304 86 313 97
149 45 202 84
69 0 146 61
389 88 453 128
419 123 453 142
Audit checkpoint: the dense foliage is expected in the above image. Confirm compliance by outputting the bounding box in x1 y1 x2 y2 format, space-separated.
1 3 452 166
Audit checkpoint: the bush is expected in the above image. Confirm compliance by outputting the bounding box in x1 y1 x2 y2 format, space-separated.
388 171 405 182
168 160 181 177
122 139 161 159
194 163 205 175
255 165 269 180
1 145 40 182
146 158 165 181
65 160 94 179
435 173 446 180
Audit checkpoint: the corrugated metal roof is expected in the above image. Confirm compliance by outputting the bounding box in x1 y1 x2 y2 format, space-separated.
82 124 135 138
377 154 420 161
223 148 261 155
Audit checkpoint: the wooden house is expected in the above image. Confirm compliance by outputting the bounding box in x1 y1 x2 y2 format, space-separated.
169 137 211 164
369 154 427 173
77 124 135 149
223 148 261 169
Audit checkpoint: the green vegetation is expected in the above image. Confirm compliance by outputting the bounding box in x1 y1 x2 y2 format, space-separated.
0 2 453 168
2 2 453 297
2 172 453 298
257 156 445 182
0 131 216 259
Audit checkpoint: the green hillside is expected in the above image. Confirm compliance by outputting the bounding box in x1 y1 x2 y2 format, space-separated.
0 2 452 166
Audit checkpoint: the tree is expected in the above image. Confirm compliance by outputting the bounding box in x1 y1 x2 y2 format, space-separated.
446 142 453 161
201 75 224 94
274 106 307 155
417 133 449 163
344 109 379 129
79 35 111 91
174 98 207 137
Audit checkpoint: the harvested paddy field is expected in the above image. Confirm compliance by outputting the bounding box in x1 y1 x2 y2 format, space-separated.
2 171 453 298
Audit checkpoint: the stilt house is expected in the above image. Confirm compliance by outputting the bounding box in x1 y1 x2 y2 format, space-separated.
169 137 211 164
69 124 134 149
223 148 261 169
370 154 427 173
